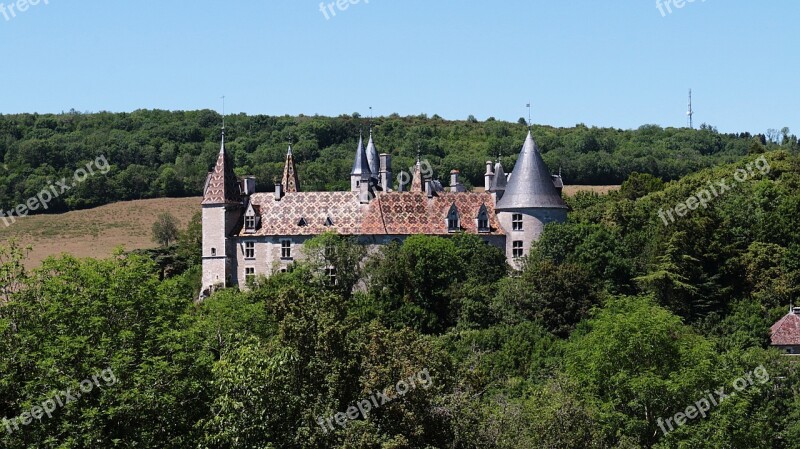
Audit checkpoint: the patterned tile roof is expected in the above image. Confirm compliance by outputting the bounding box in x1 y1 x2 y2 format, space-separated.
202 134 242 205
771 311 800 346
282 145 300 193
243 191 503 237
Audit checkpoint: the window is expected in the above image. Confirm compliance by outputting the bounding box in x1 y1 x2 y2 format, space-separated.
245 241 255 259
298 218 308 227
476 204 490 233
325 267 337 286
211 248 217 257
512 214 523 231
324 216 334 227
324 244 336 261
245 267 255 283
447 204 460 232
281 240 292 259
512 241 524 259
245 214 256 231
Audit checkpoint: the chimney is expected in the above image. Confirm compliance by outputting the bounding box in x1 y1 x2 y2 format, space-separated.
484 160 494 191
359 177 371 204
425 180 433 198
793 307 800 315
379 153 392 191
274 183 283 201
243 176 256 196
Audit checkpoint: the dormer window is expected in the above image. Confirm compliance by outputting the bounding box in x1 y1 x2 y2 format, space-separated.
298 217 308 227
446 204 460 233
245 215 256 231
324 216 334 227
244 203 260 233
476 204 490 233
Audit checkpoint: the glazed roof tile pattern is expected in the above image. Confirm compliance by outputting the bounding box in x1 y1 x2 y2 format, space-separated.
202 138 242 205
771 312 800 346
243 191 503 237
282 146 300 193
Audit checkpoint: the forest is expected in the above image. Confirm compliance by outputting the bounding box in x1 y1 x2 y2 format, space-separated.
0 110 796 214
1 118 799 446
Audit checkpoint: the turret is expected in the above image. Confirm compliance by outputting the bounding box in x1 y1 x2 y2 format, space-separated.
350 133 371 192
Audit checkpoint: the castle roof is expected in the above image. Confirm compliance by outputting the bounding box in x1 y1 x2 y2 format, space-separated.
495 131 568 210
351 133 371 178
281 145 300 193
366 130 380 177
490 160 507 191
771 310 800 346
202 131 242 205
243 191 503 237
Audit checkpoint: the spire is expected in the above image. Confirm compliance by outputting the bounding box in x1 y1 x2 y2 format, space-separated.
495 131 568 210
410 156 423 192
365 128 379 177
490 158 507 192
282 144 300 193
351 132 371 178
202 127 242 205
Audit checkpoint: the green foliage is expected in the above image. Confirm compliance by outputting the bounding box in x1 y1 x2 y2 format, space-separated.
151 212 179 247
620 172 665 200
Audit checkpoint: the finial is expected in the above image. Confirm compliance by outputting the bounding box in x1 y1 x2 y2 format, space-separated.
221 95 226 132
526 102 532 130
416 144 421 163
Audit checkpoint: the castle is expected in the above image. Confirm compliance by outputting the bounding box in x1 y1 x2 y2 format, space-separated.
200 127 568 296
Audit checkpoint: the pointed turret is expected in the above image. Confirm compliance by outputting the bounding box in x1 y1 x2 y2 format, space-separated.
496 131 567 210
410 155 424 192
490 160 507 192
202 130 242 205
281 145 300 193
365 129 380 181
350 133 371 192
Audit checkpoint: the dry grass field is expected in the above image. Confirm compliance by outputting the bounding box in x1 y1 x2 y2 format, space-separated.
562 185 620 196
0 197 202 268
0 186 619 268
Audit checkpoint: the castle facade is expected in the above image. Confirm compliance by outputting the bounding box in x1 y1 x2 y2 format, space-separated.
200 129 568 295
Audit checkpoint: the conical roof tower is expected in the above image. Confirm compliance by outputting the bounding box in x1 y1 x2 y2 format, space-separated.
495 131 567 210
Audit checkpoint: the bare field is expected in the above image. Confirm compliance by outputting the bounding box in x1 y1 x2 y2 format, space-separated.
0 197 201 268
562 185 620 196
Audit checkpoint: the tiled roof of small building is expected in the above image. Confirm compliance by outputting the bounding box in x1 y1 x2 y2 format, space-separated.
243 191 503 237
771 311 800 346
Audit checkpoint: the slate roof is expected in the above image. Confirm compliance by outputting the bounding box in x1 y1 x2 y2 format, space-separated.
771 311 800 346
490 161 507 191
366 130 380 177
495 131 568 210
202 133 242 205
242 191 503 237
351 134 371 177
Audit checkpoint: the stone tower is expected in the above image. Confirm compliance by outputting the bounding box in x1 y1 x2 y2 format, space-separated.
201 129 243 295
495 131 568 266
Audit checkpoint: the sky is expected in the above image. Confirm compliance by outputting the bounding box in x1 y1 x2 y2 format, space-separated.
0 0 797 134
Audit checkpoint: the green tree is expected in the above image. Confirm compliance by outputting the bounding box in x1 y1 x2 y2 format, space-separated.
152 212 179 247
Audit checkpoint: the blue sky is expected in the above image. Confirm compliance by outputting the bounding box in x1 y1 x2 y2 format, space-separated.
0 0 797 133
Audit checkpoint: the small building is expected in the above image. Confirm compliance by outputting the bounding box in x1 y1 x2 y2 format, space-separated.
770 307 800 354
199 127 568 297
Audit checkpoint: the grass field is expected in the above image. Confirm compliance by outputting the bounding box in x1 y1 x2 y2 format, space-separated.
0 197 201 268
0 186 618 268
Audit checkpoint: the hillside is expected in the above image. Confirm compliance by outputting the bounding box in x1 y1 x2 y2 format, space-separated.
0 197 200 267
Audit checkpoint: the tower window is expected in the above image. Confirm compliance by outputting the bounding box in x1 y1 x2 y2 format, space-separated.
512 241 524 258
512 214 523 231
245 267 255 283
211 248 217 257
245 241 255 259
281 240 292 259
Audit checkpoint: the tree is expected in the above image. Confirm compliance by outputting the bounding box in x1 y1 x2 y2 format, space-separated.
152 212 179 247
